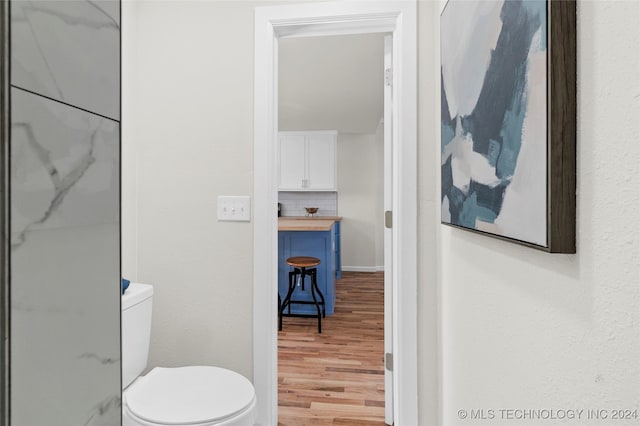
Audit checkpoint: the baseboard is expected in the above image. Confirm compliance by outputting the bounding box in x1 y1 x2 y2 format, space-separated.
342 266 385 273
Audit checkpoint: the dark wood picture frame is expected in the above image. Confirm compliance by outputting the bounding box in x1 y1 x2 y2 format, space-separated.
440 0 576 253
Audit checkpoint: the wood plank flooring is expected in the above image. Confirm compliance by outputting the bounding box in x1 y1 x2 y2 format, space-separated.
278 271 386 426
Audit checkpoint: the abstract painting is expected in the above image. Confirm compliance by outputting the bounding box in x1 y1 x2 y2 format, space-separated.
440 0 576 252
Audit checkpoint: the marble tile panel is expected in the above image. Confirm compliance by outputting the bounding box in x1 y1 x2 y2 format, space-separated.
10 87 120 425
12 0 120 119
11 87 119 245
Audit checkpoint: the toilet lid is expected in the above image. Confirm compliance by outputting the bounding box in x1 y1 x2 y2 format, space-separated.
126 366 255 425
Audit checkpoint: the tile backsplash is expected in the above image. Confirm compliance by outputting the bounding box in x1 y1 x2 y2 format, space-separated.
278 192 338 216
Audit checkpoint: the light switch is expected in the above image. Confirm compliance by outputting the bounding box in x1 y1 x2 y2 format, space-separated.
217 196 251 221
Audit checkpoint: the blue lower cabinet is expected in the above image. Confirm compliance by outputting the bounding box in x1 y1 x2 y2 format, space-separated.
279 227 336 315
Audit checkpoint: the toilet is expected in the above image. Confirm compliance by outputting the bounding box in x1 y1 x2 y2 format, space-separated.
122 283 256 426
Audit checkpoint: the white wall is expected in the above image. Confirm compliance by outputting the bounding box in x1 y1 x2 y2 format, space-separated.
417 2 440 424
435 2 640 425
278 33 384 134
337 127 384 271
122 0 259 378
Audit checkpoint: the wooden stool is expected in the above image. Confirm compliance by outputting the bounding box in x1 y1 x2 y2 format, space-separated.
279 256 326 333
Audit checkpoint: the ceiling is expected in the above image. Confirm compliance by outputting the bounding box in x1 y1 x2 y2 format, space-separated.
278 33 385 135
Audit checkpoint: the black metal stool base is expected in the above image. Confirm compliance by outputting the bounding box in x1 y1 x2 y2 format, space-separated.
279 266 326 333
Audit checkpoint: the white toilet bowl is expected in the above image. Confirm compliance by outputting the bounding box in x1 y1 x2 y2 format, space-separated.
122 366 256 426
122 283 256 426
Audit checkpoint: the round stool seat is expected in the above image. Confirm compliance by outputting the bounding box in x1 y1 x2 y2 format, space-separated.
286 256 321 268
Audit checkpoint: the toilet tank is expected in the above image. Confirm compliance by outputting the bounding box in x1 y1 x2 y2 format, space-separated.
122 283 153 389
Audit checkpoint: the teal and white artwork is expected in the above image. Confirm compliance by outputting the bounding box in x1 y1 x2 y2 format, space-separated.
441 0 548 247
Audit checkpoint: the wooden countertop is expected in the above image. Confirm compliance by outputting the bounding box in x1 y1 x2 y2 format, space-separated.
278 218 338 231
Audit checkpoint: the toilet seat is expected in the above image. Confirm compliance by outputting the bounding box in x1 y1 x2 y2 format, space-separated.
124 366 256 426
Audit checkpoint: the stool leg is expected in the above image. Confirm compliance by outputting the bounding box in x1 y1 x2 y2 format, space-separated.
299 267 305 291
310 269 326 318
306 270 322 333
280 270 297 330
277 293 282 331
287 271 296 315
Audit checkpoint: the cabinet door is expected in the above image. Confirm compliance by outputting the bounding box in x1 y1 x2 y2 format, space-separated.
306 133 336 190
279 134 306 190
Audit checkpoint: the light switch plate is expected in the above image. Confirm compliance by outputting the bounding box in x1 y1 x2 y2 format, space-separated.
217 196 251 221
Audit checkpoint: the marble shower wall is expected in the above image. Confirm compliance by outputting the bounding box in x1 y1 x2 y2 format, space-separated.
10 1 120 424
11 0 120 120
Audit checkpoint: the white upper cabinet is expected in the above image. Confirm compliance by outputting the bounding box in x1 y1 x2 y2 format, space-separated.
279 133 307 190
278 131 337 191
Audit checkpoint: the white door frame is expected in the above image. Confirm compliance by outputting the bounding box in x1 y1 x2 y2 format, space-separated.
253 2 418 425
383 34 394 425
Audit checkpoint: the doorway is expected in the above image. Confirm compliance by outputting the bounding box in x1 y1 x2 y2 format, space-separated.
253 2 418 426
276 32 388 425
